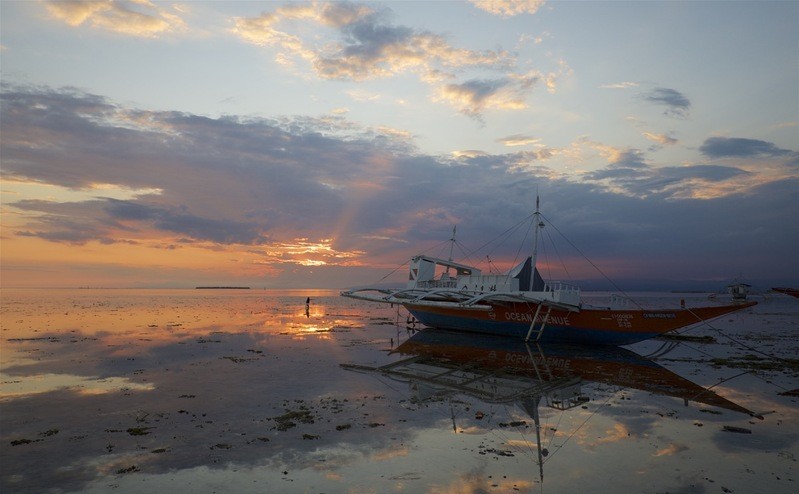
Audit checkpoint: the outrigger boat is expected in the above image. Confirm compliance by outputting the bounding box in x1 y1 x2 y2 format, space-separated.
772 287 799 299
342 198 756 345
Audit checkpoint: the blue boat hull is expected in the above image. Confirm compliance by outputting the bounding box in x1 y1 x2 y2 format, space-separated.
407 308 660 345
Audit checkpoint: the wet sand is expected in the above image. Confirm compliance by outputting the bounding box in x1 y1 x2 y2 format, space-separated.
1 289 797 493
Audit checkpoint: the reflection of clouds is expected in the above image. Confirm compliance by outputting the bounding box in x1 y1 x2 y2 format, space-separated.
2 291 796 492
427 468 535 494
712 385 799 417
0 373 154 398
712 426 799 453
653 443 689 457
370 444 410 461
0 291 415 493
581 422 632 450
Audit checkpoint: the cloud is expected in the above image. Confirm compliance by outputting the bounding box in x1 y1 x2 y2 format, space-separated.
469 0 547 17
583 146 752 199
642 132 677 146
497 134 542 147
231 2 557 120
699 137 793 158
0 83 404 252
641 87 691 118
2 84 797 287
233 2 510 82
45 0 186 37
601 82 639 89
435 74 540 121
12 198 267 245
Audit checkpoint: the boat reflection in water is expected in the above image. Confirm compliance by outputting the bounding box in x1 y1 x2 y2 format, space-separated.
342 328 762 483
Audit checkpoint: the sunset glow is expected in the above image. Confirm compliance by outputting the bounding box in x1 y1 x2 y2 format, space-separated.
1 1 796 289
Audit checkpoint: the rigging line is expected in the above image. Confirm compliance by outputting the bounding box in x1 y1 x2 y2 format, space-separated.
453 240 479 269
445 233 500 271
471 213 536 259
505 402 540 459
512 418 541 461
374 236 458 284
538 229 551 281
544 225 572 283
544 406 567 453
542 389 618 464
539 212 643 310
683 307 795 364
688 370 753 402
375 262 408 284
455 219 532 273
652 340 793 394
424 237 462 258
485 404 537 460
371 374 411 396
511 217 535 268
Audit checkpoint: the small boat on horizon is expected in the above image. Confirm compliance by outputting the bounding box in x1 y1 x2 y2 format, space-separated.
342 197 756 345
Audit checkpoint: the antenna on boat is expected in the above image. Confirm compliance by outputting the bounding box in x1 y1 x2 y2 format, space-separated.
445 225 456 276
531 194 544 283
448 225 456 262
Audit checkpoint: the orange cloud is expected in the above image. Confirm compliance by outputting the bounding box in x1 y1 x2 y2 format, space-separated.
654 443 689 457
434 74 539 120
498 134 542 147
232 1 542 119
234 3 509 83
45 0 186 38
643 132 678 146
470 0 547 17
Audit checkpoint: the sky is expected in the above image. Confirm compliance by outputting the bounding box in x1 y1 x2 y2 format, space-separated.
1 0 797 290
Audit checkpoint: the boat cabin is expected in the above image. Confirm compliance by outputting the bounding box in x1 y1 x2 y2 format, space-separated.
407 255 581 308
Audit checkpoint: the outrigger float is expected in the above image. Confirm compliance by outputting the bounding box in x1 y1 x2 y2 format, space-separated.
342 198 756 345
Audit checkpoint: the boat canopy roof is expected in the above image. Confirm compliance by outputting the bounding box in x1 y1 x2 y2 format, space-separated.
411 255 479 276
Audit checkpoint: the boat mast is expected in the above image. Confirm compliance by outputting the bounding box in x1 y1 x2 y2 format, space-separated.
445 225 456 276
448 225 456 262
531 195 543 283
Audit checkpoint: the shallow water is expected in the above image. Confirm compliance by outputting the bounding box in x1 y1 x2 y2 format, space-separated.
1 289 797 493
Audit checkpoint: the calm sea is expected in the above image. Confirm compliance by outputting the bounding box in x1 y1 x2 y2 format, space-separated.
1 288 797 493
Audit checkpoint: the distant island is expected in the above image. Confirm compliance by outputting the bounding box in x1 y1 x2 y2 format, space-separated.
195 286 251 289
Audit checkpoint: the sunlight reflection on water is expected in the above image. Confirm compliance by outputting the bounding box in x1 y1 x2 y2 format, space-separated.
1 288 797 493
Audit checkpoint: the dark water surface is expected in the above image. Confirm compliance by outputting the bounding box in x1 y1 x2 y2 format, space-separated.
1 289 797 493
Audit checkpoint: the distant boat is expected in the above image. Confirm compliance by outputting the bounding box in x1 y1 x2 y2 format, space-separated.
727 282 751 300
342 197 756 345
772 287 799 299
195 286 251 289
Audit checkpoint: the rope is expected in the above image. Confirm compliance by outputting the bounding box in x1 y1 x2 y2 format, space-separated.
543 225 571 283
682 306 795 364
540 213 643 310
542 389 618 464
372 235 460 285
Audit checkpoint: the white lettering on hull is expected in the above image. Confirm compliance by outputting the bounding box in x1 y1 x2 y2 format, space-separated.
504 311 570 326
611 313 633 328
504 353 572 369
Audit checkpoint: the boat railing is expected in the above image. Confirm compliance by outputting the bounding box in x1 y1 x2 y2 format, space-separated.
543 282 581 306
610 293 632 309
